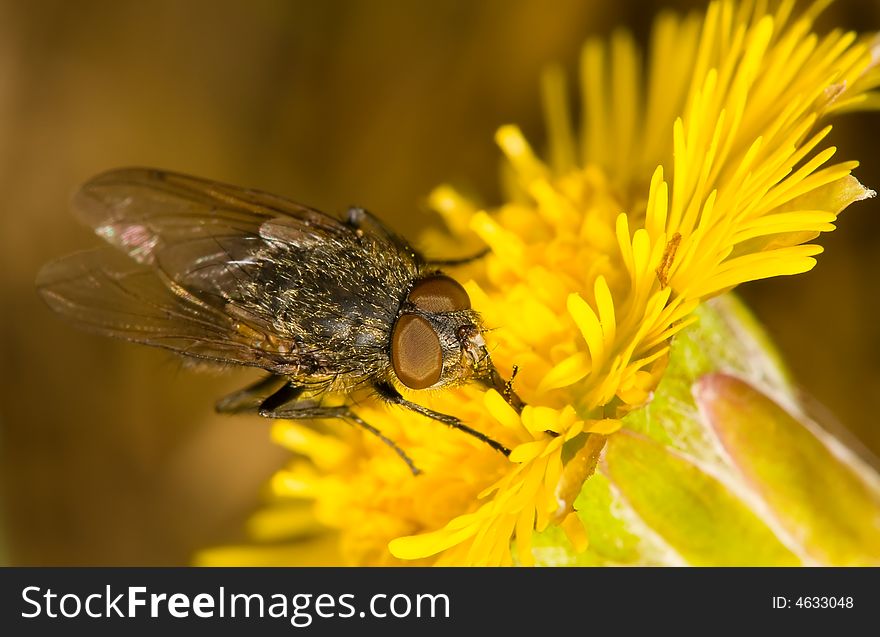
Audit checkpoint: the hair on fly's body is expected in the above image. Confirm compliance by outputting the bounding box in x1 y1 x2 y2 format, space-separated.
37 167 523 475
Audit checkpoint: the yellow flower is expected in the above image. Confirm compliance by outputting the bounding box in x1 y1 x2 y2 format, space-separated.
199 0 880 566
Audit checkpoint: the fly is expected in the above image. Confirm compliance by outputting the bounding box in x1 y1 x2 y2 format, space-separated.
36 168 522 475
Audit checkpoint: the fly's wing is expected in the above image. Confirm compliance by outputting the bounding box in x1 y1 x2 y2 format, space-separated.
37 167 416 372
71 168 420 305
73 167 351 265
36 249 298 369
73 168 347 305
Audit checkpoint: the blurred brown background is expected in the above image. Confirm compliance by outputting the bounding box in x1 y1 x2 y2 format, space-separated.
0 0 878 565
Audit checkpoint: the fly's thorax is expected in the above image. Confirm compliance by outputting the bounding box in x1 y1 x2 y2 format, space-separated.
254 231 415 376
389 274 492 391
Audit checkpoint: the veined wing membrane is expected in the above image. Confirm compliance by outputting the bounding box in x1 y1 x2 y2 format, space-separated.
71 167 363 334
36 249 300 371
73 167 351 267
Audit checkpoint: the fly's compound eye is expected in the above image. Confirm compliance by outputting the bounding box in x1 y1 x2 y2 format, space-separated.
407 275 471 313
391 314 443 389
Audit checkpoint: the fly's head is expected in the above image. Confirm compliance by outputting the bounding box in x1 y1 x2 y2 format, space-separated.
389 273 508 395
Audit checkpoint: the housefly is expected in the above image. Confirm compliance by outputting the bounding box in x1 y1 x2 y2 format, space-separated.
36 168 522 474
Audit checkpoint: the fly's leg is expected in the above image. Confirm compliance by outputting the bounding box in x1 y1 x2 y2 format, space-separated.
373 382 511 457
424 247 491 267
342 411 422 476
215 374 288 414
346 206 489 267
258 382 421 476
258 381 306 412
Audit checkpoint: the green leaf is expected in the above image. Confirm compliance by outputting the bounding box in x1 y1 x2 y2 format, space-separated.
532 294 880 565
697 373 880 565
603 432 800 566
